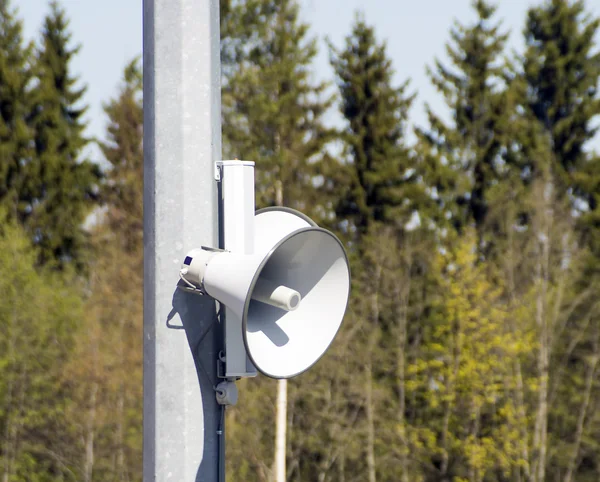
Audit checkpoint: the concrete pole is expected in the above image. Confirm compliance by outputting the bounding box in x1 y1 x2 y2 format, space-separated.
143 0 222 480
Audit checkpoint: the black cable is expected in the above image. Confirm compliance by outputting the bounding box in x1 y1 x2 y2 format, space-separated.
193 302 222 388
191 302 226 480
218 403 226 482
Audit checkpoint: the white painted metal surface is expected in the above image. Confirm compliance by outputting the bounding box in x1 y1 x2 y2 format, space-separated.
217 161 257 378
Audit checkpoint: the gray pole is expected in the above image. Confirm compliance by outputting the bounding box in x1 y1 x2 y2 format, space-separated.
143 0 222 480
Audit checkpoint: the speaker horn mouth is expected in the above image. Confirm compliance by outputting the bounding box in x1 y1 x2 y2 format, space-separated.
242 226 351 379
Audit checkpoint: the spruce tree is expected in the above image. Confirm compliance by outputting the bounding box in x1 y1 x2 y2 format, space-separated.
0 0 33 221
522 0 600 273
99 58 143 253
416 0 512 252
327 17 430 481
221 0 333 212
523 0 600 195
26 1 100 268
220 0 274 77
328 15 421 244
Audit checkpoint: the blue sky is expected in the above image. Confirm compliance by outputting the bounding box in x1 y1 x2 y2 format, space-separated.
17 0 600 159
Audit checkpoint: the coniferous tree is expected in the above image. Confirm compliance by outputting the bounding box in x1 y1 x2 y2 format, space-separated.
523 0 600 197
328 15 422 245
416 0 512 254
220 0 274 78
222 0 333 212
521 0 600 279
0 0 33 221
99 58 143 252
26 1 100 268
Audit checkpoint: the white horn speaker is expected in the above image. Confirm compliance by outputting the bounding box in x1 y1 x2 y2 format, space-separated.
181 207 350 379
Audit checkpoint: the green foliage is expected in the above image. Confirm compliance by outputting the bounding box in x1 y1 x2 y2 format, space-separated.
69 57 144 481
517 3 600 480
0 210 83 481
226 377 277 481
523 0 600 192
328 16 423 243
417 0 514 251
0 0 99 270
408 230 529 479
1 0 599 481
99 57 143 253
222 0 333 212
222 1 600 481
0 0 33 223
25 1 100 269
521 0 600 281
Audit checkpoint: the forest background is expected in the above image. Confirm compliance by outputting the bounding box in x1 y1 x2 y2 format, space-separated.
1 0 600 481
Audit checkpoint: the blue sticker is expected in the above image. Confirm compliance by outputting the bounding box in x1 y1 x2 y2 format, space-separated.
184 256 193 266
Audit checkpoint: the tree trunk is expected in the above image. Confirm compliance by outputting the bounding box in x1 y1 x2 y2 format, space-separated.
339 450 345 482
11 363 27 481
440 382 453 477
2 309 17 482
366 265 381 482
441 311 461 478
513 361 529 481
83 382 97 482
275 378 288 482
506 217 530 481
116 314 127 480
116 391 125 479
273 179 288 482
396 242 412 482
83 307 101 482
530 181 551 482
366 357 376 482
468 402 482 482
564 334 599 482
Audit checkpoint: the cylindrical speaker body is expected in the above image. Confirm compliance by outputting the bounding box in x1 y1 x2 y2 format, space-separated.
181 248 218 286
201 251 264 319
